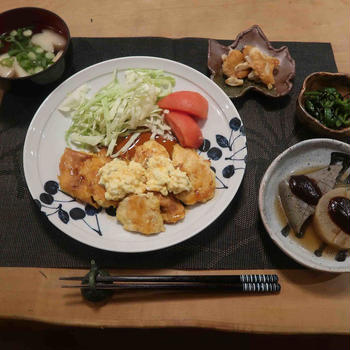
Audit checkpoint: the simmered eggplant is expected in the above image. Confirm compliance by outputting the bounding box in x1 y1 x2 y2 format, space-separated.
278 164 342 236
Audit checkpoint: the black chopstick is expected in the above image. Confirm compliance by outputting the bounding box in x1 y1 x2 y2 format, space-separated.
60 262 281 300
62 282 281 293
60 273 278 284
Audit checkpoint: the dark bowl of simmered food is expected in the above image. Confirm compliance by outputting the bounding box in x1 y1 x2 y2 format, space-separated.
0 7 71 85
297 72 350 140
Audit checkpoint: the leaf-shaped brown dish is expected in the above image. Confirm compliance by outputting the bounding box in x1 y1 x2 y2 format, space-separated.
208 25 296 98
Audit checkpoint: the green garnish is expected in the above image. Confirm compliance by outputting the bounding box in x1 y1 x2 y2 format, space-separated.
304 87 350 129
0 57 14 67
0 27 55 73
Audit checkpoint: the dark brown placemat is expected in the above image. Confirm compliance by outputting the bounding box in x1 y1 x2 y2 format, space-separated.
0 38 338 269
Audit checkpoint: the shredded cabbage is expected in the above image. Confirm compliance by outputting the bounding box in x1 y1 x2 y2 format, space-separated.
59 68 175 156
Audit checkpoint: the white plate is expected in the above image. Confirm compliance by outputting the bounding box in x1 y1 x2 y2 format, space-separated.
23 56 247 253
259 139 350 272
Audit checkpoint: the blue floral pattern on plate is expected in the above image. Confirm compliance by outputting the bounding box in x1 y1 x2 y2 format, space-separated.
200 117 246 189
35 180 117 236
24 56 247 252
36 116 247 236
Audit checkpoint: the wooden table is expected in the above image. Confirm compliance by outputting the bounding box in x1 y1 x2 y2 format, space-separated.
0 0 349 334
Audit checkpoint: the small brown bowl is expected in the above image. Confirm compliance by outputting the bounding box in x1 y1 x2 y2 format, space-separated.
296 72 350 140
208 25 296 98
0 7 71 86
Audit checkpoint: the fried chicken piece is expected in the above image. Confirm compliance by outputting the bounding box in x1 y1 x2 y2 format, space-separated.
222 49 245 87
222 49 244 77
58 148 117 208
243 45 280 89
242 45 254 58
79 150 118 208
58 148 93 206
116 193 164 234
222 49 252 86
133 140 169 165
154 193 186 224
172 144 216 205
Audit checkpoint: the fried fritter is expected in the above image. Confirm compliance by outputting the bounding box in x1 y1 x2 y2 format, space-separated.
172 144 216 205
154 193 186 224
221 49 250 86
116 193 164 234
58 148 117 208
242 45 253 58
222 49 244 77
243 45 279 89
133 140 169 165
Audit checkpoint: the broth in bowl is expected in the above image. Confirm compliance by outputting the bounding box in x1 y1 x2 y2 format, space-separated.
0 7 70 85
0 26 66 78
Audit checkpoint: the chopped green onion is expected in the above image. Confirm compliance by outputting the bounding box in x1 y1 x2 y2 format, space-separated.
8 49 20 56
28 51 36 60
23 29 32 37
0 57 14 67
45 52 54 60
34 66 44 73
20 59 31 70
41 57 47 67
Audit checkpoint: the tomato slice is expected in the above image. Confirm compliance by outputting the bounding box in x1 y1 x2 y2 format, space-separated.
158 91 208 120
165 111 204 149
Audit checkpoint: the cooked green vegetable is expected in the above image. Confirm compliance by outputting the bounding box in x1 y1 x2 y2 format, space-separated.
304 87 350 129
